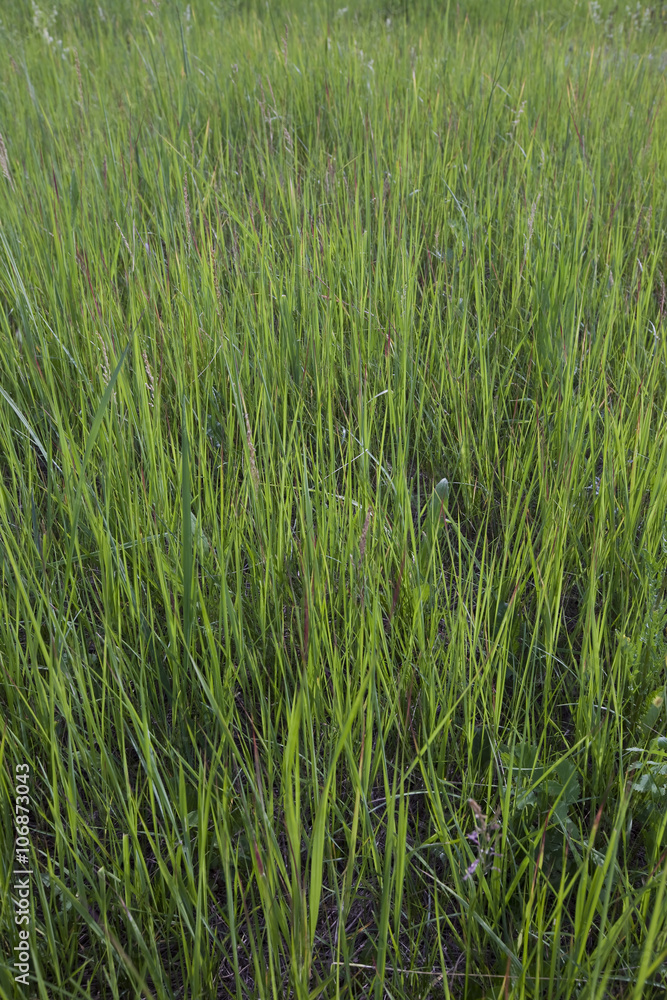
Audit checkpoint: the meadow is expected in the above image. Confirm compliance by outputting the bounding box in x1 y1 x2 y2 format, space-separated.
1 0 667 997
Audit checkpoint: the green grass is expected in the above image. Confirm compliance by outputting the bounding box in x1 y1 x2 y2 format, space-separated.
1 0 667 996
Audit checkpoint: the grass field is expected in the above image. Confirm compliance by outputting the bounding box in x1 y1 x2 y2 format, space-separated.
1 0 667 997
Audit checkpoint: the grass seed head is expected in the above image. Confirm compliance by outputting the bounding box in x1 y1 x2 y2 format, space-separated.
0 132 14 190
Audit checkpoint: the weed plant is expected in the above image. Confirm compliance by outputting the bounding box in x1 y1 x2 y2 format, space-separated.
1 1 667 997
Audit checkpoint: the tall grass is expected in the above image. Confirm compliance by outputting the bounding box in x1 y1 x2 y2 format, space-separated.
1 1 666 997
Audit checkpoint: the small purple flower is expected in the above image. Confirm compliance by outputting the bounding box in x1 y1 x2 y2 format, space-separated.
463 858 480 881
